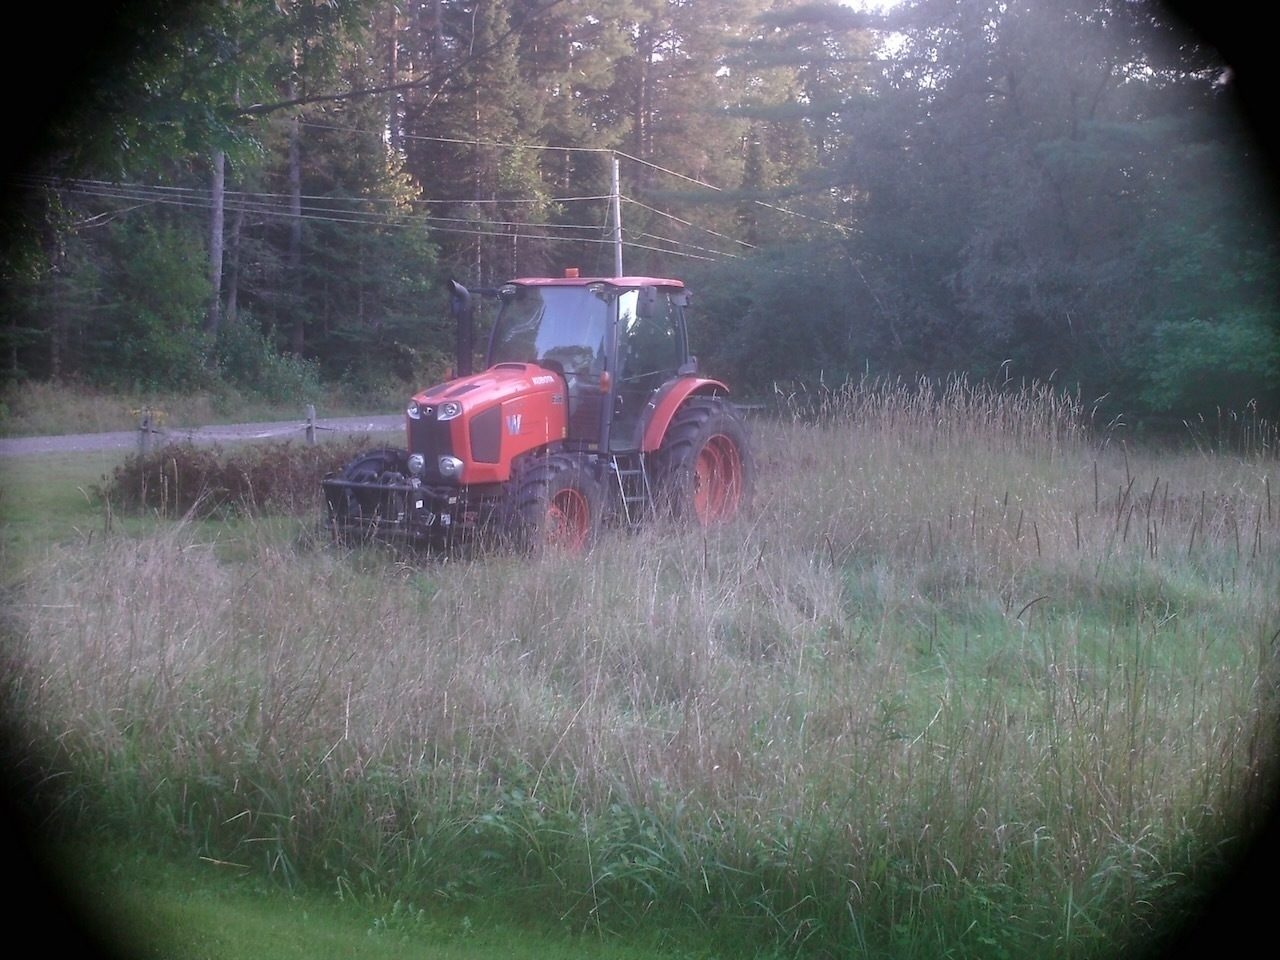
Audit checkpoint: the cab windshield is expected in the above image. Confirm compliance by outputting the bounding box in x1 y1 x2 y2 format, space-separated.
489 286 609 376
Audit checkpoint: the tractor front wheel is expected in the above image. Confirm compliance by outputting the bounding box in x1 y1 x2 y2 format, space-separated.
507 454 603 554
325 447 410 541
654 397 754 525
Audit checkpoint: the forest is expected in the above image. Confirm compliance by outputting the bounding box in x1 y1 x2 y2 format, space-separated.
2 0 1277 423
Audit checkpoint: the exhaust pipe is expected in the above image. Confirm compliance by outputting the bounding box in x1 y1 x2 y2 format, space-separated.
448 279 473 377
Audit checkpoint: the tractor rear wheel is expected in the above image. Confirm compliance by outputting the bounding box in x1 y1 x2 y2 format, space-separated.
654 397 754 525
507 454 603 554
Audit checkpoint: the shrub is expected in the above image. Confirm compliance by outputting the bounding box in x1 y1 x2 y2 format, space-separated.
214 320 324 406
99 436 377 517
1141 313 1280 417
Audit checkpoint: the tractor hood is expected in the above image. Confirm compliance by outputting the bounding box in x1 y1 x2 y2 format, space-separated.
416 361 564 408
407 362 569 484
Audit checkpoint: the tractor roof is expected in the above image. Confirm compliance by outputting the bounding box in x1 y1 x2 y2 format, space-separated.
507 275 684 289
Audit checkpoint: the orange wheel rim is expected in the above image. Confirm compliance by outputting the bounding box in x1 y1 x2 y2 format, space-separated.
545 488 590 551
692 435 742 524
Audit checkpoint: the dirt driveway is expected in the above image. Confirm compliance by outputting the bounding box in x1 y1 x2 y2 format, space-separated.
0 414 403 457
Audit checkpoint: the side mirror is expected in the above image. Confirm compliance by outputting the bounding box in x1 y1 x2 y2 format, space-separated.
637 285 660 320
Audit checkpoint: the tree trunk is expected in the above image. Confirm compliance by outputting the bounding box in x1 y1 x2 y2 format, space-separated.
634 25 655 188
635 25 650 158
207 147 225 337
288 108 304 355
225 199 244 327
49 273 63 380
41 206 67 380
386 5 400 151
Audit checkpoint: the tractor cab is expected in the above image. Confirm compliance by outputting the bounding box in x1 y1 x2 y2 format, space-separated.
485 277 693 453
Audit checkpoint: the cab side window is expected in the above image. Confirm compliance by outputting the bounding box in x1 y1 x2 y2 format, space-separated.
619 288 681 381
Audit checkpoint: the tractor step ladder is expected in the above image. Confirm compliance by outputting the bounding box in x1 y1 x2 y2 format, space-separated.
610 454 653 527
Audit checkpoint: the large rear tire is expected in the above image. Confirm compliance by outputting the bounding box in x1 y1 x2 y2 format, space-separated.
506 454 603 554
653 397 754 525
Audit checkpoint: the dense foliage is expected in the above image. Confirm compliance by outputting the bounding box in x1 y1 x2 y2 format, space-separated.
2 0 1276 421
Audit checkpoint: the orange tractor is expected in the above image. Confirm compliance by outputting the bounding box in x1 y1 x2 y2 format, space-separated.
322 272 753 552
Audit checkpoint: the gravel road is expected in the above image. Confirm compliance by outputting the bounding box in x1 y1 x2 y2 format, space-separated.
0 414 403 457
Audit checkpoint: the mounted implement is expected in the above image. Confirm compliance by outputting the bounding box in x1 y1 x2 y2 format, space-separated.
322 272 753 553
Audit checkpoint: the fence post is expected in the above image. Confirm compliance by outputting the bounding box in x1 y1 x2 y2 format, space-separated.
306 404 316 445
139 409 152 456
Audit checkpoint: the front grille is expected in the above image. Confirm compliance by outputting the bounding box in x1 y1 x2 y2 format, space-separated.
470 406 502 463
408 415 455 480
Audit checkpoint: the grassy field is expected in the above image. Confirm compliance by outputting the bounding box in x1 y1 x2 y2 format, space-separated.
3 377 1277 958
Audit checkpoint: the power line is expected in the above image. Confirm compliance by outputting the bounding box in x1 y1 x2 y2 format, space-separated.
299 119 615 156
622 196 756 252
36 176 609 215
29 177 609 234
295 118 840 233
24 176 727 262
22 116 842 264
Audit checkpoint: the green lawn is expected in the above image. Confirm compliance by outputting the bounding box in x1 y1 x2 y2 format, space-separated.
45 844 711 960
0 451 120 577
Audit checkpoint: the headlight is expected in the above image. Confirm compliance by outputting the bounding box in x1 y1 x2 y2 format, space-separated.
438 456 464 478
437 401 462 421
407 453 425 476
407 399 423 419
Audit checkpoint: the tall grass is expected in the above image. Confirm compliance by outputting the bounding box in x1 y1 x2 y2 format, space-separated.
5 377 1277 958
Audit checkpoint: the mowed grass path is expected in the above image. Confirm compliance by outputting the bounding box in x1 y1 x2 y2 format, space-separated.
4 379 1278 959
39 844 691 960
